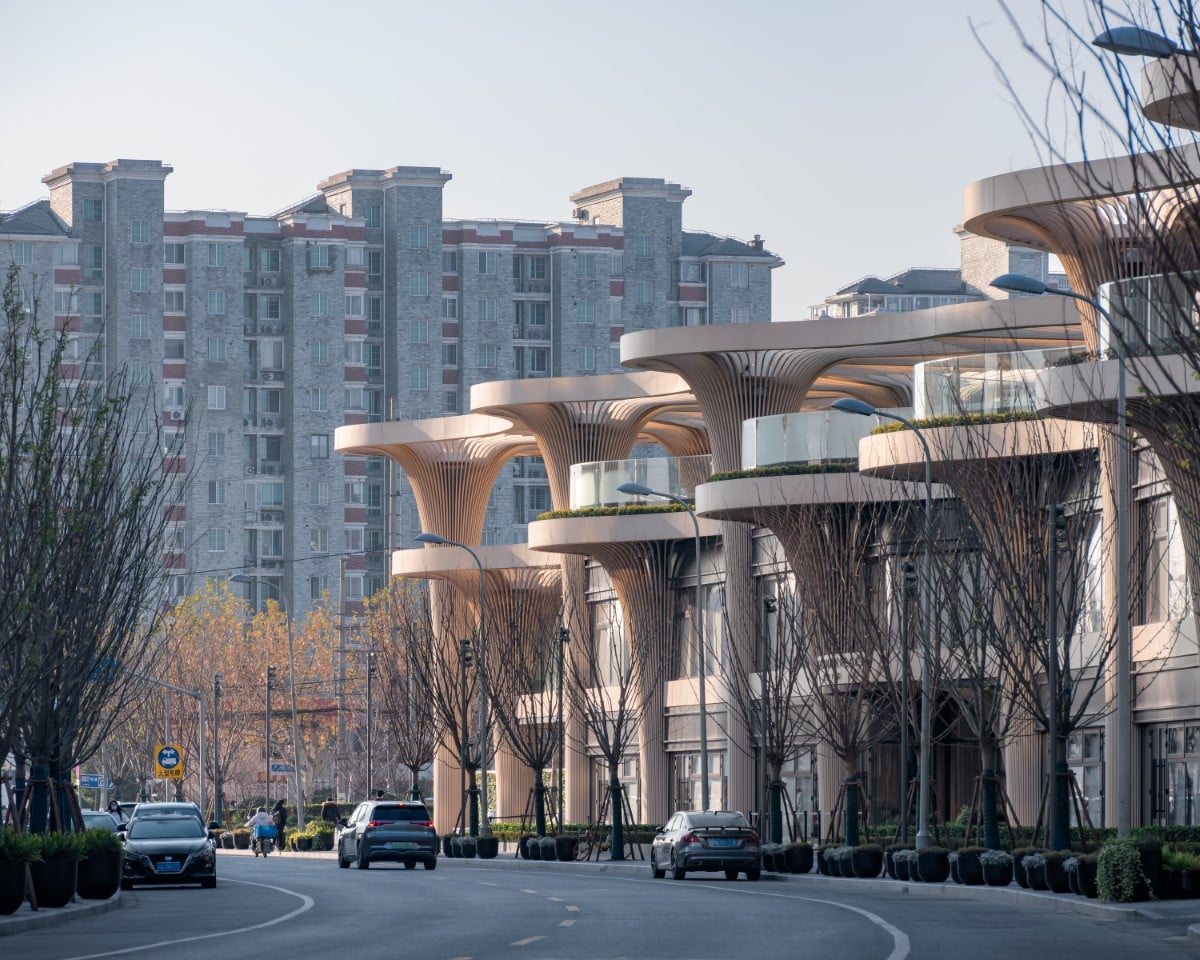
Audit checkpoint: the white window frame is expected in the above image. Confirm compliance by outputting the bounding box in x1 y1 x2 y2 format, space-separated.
207 385 226 410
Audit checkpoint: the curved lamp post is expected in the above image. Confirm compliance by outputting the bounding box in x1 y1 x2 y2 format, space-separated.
990 271 1131 836
229 574 306 831
831 396 935 849
416 532 492 839
617 481 710 811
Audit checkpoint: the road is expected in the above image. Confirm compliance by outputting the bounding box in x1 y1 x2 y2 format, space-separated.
8 854 1200 959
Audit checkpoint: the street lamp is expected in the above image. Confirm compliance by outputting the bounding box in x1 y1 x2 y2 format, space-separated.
416 532 492 839
831 396 936 849
213 673 223 825
265 664 276 805
229 574 307 831
617 481 710 811
365 649 376 796
990 271 1132 835
557 625 570 832
1092 25 1179 58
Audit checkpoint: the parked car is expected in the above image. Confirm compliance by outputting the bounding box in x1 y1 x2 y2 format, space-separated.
335 799 437 870
120 815 217 889
650 810 761 881
124 801 219 837
82 810 120 832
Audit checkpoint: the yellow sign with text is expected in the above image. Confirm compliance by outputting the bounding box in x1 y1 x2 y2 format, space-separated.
154 744 184 780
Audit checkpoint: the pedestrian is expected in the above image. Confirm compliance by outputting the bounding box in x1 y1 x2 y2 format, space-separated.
321 798 341 823
272 798 288 853
374 789 385 800
106 800 127 826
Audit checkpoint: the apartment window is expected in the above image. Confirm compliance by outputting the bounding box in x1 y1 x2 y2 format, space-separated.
309 245 331 269
164 289 184 312
731 263 749 287
577 253 595 277
411 318 430 343
611 343 622 371
611 254 623 277
310 528 329 553
410 365 429 390
366 250 383 280
207 480 225 505
345 294 364 316
11 242 32 265
576 300 595 324
207 385 226 410
309 576 330 601
82 198 102 222
731 305 750 323
441 342 458 367
54 291 78 315
207 529 226 553
261 249 280 272
444 390 458 413
83 244 103 273
345 528 365 553
310 480 330 505
207 432 225 457
528 302 547 325
577 345 596 371
130 314 150 340
164 242 184 264
529 348 548 373
164 338 185 360
636 280 653 305
345 386 368 411
635 236 653 259
367 297 382 323
346 246 364 267
206 243 224 267
345 480 365 504
409 272 429 296
345 340 364 364
311 386 329 412
56 244 79 265
363 204 382 228
311 339 330 364
442 250 458 273
477 251 496 274
477 298 496 322
131 267 150 292
207 290 225 315
131 220 150 244
478 342 497 368
261 296 281 320
410 224 428 249
310 292 329 317
207 336 225 362
310 434 330 459
442 296 458 319
526 256 547 279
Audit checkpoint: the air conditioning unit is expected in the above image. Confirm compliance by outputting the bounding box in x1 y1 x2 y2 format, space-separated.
262 371 274 381
262 464 277 475
262 417 275 427
244 464 257 476
169 409 184 421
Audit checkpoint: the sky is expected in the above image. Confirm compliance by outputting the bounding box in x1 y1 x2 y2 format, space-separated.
0 1 1099 320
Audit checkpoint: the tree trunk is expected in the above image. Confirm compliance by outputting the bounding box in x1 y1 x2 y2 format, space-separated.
981 739 1000 850
609 775 624 862
533 771 547 836
768 778 783 844
844 775 860 848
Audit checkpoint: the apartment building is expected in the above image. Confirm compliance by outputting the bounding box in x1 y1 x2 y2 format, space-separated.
0 162 781 619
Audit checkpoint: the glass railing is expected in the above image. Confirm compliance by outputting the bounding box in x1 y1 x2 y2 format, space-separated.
1099 272 1200 355
568 455 714 511
741 408 913 470
914 348 1088 418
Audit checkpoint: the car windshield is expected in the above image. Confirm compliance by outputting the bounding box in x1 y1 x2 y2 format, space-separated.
127 818 205 840
370 806 429 821
687 813 749 829
83 813 116 829
136 805 198 818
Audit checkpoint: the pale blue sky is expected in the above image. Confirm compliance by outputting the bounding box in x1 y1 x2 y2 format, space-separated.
1 1 1099 319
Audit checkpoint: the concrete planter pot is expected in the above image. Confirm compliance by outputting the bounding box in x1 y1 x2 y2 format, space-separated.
77 853 122 900
31 856 77 908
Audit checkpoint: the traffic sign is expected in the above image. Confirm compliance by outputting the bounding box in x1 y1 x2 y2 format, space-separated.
154 744 184 780
78 774 114 790
269 762 295 774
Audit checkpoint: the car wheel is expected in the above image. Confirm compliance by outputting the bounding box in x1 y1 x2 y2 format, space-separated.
725 869 738 881
651 849 665 879
120 880 133 891
200 877 216 889
404 861 416 870
357 851 370 869
338 853 350 868
745 867 761 882
671 851 686 881
423 857 436 871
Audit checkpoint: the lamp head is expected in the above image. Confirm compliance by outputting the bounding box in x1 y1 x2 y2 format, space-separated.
617 481 655 497
415 532 447 546
228 573 253 584
1093 26 1178 58
990 272 1049 296
830 397 877 417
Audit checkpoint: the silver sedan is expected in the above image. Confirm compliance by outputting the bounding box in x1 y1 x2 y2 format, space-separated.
650 810 761 881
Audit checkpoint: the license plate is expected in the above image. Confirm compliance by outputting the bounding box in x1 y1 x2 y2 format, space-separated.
709 838 737 848
384 842 416 850
156 861 183 873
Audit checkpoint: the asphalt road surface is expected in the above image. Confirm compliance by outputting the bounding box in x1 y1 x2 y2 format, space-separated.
8 854 1200 960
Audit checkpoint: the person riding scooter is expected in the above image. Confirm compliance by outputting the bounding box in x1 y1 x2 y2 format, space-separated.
245 806 276 856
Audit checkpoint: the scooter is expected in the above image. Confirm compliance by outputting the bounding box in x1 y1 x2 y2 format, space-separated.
252 823 276 857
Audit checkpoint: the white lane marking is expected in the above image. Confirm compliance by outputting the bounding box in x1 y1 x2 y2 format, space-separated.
565 904 580 912
521 888 537 894
559 919 577 927
54 877 316 960
547 896 564 902
511 936 546 946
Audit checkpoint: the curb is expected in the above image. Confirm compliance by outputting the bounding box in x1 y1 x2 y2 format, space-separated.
0 894 121 938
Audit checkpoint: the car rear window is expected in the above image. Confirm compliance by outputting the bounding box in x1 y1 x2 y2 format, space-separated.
689 813 749 829
127 818 205 840
371 805 430 821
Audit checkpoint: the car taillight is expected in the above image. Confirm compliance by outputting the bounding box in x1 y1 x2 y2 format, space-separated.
367 820 387 827
414 821 434 829
682 832 700 844
746 833 759 845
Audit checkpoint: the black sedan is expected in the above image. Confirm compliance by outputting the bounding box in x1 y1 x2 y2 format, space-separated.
121 815 217 889
650 810 760 881
336 800 438 870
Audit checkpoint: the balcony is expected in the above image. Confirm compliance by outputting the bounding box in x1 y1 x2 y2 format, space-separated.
1099 272 1200 355
568 455 713 511
914 348 1086 419
740 409 910 471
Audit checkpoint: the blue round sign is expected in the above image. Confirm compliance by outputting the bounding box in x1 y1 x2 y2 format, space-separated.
157 746 180 770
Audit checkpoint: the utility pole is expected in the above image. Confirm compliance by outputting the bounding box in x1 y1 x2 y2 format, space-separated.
214 673 223 824
265 665 276 805
366 649 376 795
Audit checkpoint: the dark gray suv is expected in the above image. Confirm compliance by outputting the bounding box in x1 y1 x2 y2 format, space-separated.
336 800 438 870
